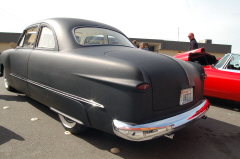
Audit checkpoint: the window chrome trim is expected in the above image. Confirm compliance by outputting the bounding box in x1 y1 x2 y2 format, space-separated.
36 26 56 50
216 53 240 73
222 54 233 69
10 73 104 108
18 25 40 49
214 53 232 69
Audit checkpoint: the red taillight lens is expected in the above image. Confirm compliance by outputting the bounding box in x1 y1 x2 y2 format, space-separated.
137 84 150 90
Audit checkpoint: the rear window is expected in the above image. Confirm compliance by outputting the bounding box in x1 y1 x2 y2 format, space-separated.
74 28 134 47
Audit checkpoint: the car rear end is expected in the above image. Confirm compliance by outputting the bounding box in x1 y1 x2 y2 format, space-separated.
106 48 210 141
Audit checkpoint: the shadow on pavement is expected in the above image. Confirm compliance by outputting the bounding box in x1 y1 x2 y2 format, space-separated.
1 93 239 159
0 94 29 102
76 117 240 159
25 97 59 122
0 126 25 145
206 96 240 111
0 94 59 121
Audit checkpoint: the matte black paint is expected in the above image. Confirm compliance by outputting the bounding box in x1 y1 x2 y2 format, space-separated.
106 49 204 112
0 18 206 135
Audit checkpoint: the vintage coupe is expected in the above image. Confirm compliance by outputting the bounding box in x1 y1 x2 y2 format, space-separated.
174 48 240 102
0 18 210 141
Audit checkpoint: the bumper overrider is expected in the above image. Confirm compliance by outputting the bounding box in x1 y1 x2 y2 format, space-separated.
113 98 210 141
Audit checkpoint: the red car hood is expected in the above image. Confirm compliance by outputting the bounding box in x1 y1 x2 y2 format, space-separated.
173 48 217 65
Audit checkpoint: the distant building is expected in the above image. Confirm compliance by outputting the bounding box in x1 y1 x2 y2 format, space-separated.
0 32 232 58
0 32 21 52
129 38 232 58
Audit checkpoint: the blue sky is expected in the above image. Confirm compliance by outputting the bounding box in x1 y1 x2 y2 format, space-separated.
0 0 239 52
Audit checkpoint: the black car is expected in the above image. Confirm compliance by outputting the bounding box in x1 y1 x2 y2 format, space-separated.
0 18 210 141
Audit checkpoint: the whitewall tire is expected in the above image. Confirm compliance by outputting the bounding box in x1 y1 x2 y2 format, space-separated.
58 114 88 134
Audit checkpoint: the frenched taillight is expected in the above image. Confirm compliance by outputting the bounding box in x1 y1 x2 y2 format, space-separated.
137 83 150 90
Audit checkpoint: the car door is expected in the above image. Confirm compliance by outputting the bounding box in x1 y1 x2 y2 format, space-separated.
9 25 39 95
27 25 57 105
204 54 240 101
28 24 91 126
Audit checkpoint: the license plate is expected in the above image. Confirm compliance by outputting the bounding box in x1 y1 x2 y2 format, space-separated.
180 88 193 105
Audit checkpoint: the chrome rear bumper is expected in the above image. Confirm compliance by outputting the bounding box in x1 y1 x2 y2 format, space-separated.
113 99 210 141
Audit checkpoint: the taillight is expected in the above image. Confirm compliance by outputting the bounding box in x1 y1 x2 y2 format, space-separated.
137 84 150 90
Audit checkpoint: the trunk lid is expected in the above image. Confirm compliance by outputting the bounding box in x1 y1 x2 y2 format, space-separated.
105 48 204 112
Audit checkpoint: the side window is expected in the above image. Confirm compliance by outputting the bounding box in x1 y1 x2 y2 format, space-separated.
19 27 38 48
38 27 55 49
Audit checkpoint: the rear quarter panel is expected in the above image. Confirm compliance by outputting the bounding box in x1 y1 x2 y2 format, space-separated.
28 48 152 133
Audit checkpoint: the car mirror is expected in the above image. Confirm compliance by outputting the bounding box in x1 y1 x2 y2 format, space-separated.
10 42 17 49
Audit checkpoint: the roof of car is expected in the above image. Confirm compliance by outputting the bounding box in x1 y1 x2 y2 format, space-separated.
37 18 124 34
31 18 127 51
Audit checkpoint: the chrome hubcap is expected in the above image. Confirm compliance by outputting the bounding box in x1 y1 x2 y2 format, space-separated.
59 114 76 128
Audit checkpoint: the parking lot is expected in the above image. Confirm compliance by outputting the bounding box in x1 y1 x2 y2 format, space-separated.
0 76 240 159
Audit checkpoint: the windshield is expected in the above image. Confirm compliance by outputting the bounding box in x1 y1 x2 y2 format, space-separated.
214 53 231 69
74 28 134 47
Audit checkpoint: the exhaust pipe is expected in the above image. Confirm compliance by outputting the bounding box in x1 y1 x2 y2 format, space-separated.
164 134 174 139
202 115 207 119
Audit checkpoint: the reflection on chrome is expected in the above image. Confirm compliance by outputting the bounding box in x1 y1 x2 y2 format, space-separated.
113 99 209 141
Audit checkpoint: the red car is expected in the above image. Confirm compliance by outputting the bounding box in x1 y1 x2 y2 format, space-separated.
174 48 240 102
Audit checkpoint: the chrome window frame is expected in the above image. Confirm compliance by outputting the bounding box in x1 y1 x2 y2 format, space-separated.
17 25 40 49
36 26 56 49
216 53 240 73
214 53 232 69
34 23 59 51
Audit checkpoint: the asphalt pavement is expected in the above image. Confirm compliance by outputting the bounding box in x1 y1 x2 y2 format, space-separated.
0 76 240 159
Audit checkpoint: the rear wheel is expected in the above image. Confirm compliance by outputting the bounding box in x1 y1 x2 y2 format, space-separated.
3 69 14 91
58 114 88 134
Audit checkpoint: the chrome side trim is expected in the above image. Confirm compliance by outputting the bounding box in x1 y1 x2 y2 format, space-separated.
50 107 84 125
11 73 28 82
113 99 210 141
10 73 104 108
